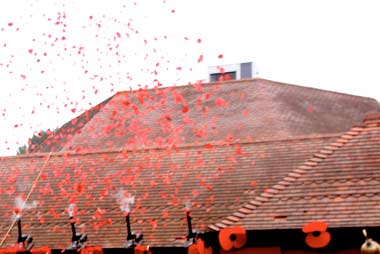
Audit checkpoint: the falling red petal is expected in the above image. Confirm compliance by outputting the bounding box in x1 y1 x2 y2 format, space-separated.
182 106 189 113
204 143 213 149
197 54 203 63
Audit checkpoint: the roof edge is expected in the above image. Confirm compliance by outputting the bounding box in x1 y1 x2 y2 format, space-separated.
115 78 380 103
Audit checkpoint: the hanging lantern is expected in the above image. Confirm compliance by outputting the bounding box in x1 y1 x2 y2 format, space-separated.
361 229 380 254
302 221 331 249
218 226 247 251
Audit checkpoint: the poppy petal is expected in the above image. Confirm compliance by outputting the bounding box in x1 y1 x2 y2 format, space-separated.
188 243 198 254
204 246 212 254
196 238 205 254
302 221 327 233
305 231 331 249
232 226 247 249
219 228 234 251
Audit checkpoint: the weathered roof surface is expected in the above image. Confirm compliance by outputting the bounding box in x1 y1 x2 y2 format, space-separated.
214 112 380 231
0 134 336 248
29 96 112 153
32 79 380 153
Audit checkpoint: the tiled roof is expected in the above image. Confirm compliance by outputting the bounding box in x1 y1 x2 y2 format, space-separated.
0 134 336 248
29 96 112 153
212 112 380 231
32 79 380 153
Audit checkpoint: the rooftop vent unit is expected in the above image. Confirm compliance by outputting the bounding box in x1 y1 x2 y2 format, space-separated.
208 62 258 82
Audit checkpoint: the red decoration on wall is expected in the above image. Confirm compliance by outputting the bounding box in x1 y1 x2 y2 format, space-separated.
0 248 18 254
134 245 152 254
188 239 212 254
188 244 198 254
0 246 23 254
302 221 331 249
0 245 51 254
218 226 247 251
31 246 52 254
81 246 103 254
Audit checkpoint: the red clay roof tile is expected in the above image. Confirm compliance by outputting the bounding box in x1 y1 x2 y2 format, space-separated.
0 134 336 248
2 80 380 249
216 112 380 231
31 79 380 154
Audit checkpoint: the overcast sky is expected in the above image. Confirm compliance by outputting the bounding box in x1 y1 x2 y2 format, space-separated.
1 0 379 156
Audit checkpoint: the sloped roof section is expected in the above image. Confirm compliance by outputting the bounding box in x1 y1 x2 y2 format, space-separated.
29 96 113 153
218 112 380 231
0 134 336 248
33 79 380 153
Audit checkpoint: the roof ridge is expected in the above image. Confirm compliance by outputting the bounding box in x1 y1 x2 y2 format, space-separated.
207 125 367 231
3 133 341 160
115 78 380 102
115 78 262 94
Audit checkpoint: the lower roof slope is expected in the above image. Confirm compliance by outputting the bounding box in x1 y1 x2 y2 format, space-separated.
32 79 380 153
0 134 336 248
214 112 380 231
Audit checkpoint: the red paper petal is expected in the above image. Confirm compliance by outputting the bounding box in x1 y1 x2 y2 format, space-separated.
188 244 198 254
305 231 331 249
302 221 327 233
219 228 233 251
232 226 247 249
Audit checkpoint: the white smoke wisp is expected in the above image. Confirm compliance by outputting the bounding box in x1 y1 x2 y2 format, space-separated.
68 203 76 217
13 196 38 221
115 190 135 214
185 200 192 211
14 196 38 211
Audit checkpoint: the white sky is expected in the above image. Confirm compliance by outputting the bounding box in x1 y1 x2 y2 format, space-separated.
0 0 379 156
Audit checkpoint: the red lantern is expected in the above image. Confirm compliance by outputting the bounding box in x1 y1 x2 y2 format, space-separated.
218 226 247 251
302 221 331 249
